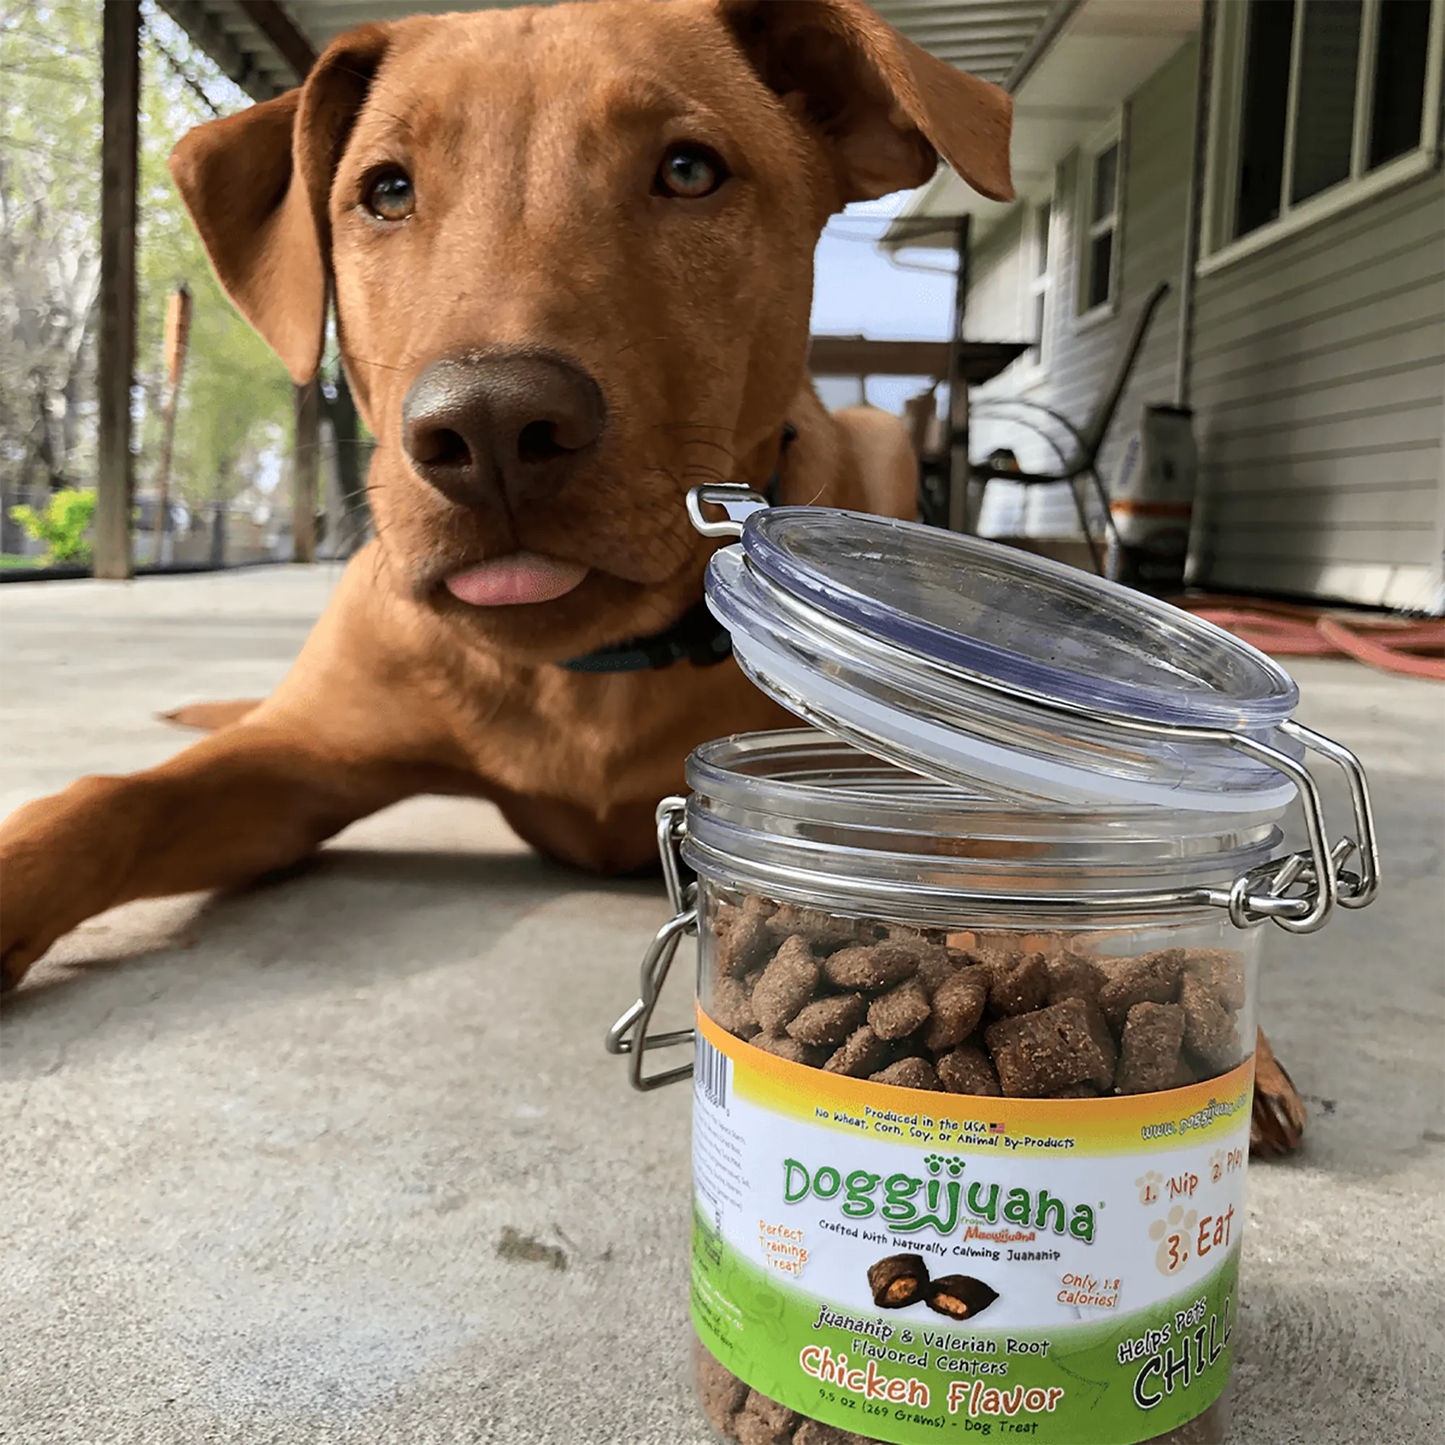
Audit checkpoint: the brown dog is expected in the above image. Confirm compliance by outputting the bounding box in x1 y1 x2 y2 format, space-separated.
0 0 1013 988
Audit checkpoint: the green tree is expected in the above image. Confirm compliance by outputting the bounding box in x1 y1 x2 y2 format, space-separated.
0 1 102 527
135 2 290 518
0 2 293 559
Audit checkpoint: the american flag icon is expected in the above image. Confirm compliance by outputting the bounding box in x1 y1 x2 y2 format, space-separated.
989 1121 1007 1135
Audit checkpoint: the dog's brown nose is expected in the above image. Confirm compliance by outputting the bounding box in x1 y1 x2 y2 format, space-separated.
401 352 605 511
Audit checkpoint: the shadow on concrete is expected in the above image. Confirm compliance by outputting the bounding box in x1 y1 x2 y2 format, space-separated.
1 843 666 1078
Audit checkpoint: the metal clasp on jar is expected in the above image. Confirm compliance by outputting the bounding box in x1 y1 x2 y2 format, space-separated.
1148 717 1378 931
603 797 697 1090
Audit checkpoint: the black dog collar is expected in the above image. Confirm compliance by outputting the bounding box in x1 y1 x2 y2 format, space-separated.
560 425 795 675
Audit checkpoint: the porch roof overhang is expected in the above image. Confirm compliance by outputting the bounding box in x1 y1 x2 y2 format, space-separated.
882 0 1201 251
155 0 1058 101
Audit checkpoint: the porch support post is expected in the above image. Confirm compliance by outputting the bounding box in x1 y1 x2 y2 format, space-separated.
1176 0 1216 408
95 0 142 580
292 379 321 562
944 215 973 533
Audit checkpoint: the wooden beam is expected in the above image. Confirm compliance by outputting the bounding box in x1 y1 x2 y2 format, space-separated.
808 337 952 379
236 0 317 81
94 0 141 581
945 217 972 533
292 379 321 562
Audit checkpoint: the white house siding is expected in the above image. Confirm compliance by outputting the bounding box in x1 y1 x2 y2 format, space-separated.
1189 170 1445 610
967 38 1198 537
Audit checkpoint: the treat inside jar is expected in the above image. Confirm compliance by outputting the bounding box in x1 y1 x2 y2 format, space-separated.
705 894 1248 1098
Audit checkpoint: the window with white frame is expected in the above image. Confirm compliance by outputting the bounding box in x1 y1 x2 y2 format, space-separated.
1025 199 1052 368
1213 0 1444 252
1080 134 1121 315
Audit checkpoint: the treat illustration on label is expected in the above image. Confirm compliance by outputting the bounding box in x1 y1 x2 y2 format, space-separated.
867 1254 930 1309
864 1254 1000 1321
924 1274 999 1321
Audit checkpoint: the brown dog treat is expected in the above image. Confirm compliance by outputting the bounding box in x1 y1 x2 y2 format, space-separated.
1116 1002 1187 1094
769 904 864 955
923 969 989 1051
1179 974 1241 1071
1046 953 1105 1006
735 1389 799 1445
985 997 1118 1097
696 1345 749 1436
794 1422 880 1445
710 976 761 1039
967 930 1033 967
823 1025 892 1078
887 1033 930 1064
870 1056 939 1091
753 1032 823 1067
787 993 869 1047
867 978 932 1040
884 923 928 943
936 1045 1002 1096
1097 949 1186 1028
914 945 960 994
1169 1056 1200 1089
822 939 921 992
1183 947 1248 1011
1052 1082 1102 1099
925 1274 999 1321
716 894 778 979
988 952 1050 1017
751 936 820 1034
867 1253 930 1309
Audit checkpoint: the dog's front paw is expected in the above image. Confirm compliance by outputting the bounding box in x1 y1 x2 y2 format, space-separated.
0 788 118 992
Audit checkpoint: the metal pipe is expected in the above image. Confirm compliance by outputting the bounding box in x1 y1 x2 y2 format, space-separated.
1175 0 1217 409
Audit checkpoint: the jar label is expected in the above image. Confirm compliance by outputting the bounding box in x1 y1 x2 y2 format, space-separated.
691 1007 1252 1445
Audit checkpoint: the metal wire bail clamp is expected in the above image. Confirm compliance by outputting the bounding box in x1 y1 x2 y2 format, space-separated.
604 797 697 1091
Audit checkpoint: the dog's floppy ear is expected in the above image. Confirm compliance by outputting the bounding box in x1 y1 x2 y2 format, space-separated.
719 0 1013 205
168 25 393 384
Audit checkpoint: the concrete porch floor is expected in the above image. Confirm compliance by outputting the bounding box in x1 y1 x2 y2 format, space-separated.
2 564 1441 1444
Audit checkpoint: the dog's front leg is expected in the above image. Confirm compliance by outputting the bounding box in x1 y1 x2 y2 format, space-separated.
0 722 469 989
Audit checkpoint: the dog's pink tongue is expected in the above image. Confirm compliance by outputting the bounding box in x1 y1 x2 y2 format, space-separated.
445 553 587 607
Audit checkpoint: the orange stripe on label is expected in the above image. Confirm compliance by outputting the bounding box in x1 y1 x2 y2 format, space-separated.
696 1005 1254 1157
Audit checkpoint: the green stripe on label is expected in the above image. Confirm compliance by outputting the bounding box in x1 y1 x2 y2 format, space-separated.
692 1207 1236 1444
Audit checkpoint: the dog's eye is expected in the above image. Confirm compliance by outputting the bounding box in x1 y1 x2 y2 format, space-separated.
655 144 727 199
365 169 415 222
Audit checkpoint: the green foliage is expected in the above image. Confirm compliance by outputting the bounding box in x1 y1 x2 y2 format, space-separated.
136 3 291 506
0 1 103 493
0 2 291 514
10 486 96 563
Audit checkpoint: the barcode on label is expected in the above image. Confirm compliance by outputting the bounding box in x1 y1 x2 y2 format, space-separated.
695 1034 729 1109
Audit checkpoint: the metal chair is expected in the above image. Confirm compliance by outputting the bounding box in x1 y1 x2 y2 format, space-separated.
967 280 1172 573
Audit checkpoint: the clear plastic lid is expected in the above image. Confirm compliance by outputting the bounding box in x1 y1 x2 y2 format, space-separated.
705 508 1303 814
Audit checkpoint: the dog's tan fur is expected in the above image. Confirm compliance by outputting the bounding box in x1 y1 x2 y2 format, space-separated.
0 0 1014 988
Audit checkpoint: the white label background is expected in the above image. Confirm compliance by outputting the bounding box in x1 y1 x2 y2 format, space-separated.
693 1062 1250 1333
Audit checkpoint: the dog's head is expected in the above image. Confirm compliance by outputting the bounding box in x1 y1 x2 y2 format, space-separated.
171 0 1010 661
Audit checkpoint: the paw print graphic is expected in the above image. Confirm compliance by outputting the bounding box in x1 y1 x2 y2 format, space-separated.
925 1153 964 1177
1149 1206 1197 1276
1135 1170 1163 1206
1208 1150 1226 1185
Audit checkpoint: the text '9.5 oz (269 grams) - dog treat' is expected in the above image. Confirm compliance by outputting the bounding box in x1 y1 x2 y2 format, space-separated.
690 894 1252 1445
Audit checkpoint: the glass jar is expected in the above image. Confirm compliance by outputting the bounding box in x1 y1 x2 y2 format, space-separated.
608 497 1377 1445
684 728 1265 1445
